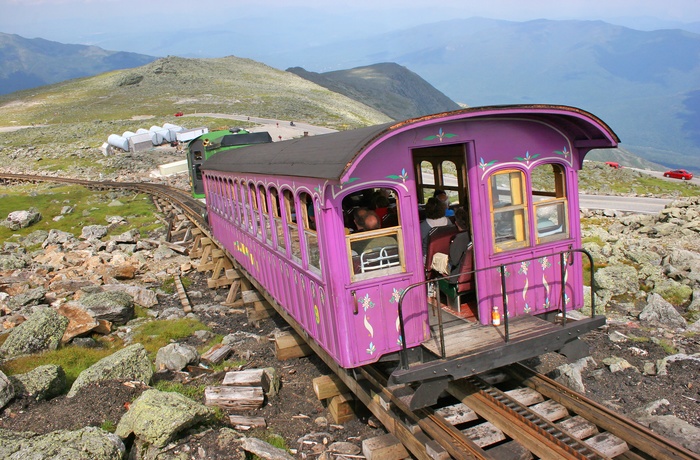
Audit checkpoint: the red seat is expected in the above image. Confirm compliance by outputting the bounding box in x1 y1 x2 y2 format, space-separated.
424 225 458 275
440 243 475 312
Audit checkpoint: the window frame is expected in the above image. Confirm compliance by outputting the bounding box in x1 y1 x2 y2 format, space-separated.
489 169 530 252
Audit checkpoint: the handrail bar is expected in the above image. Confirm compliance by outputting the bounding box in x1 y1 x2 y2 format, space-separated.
397 248 596 370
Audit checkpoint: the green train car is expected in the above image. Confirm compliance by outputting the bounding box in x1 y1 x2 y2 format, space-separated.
187 128 272 198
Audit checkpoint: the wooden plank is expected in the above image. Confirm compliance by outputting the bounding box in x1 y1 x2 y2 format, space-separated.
329 393 356 424
204 386 264 410
274 330 312 361
313 374 350 401
557 415 599 439
584 432 629 458
220 280 241 307
505 387 545 407
229 415 266 430
201 344 233 365
487 440 533 460
362 434 409 460
434 402 478 425
223 369 270 393
173 275 191 313
462 421 507 448
529 399 569 422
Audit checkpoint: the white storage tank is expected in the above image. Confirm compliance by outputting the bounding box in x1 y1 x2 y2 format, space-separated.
136 128 149 134
108 134 129 151
149 125 168 145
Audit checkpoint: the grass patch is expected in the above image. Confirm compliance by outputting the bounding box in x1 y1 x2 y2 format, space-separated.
131 317 212 355
153 380 208 400
0 337 122 387
100 420 117 433
0 183 161 243
160 276 193 294
656 338 678 355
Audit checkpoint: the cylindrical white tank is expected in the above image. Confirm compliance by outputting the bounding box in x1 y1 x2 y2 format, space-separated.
136 128 149 134
149 126 167 145
122 131 136 138
108 134 129 151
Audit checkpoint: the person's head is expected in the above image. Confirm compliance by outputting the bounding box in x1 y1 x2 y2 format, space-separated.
374 194 389 209
362 210 381 231
434 189 448 203
353 207 369 230
455 207 469 231
424 197 447 219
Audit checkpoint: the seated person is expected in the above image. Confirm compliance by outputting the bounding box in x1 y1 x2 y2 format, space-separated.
420 197 453 256
434 189 455 217
448 207 471 277
351 210 397 255
373 194 390 222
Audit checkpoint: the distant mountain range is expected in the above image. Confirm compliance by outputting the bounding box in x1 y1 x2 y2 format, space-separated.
1 18 699 172
0 32 156 95
287 63 460 120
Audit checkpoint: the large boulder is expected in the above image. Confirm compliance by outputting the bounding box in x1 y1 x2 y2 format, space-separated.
0 371 15 410
0 307 69 359
8 364 65 401
77 290 134 325
639 293 688 329
101 283 158 308
67 343 153 397
115 389 215 448
41 229 76 248
155 343 199 371
0 427 125 460
4 286 46 312
594 264 638 296
80 224 109 240
1 209 42 231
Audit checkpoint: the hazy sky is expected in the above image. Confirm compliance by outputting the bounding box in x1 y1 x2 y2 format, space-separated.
2 0 699 64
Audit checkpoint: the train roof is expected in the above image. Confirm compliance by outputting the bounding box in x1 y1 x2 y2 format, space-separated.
201 104 619 181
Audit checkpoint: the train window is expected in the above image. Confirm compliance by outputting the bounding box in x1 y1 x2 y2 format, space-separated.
440 160 460 206
258 185 271 243
418 160 436 203
298 191 321 274
344 187 404 281
249 183 260 237
490 170 529 251
284 189 302 261
269 187 286 253
532 163 569 242
194 150 203 161
233 180 241 225
226 179 234 221
239 181 249 231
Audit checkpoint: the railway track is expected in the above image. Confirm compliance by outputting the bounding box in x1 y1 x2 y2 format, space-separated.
2 172 697 460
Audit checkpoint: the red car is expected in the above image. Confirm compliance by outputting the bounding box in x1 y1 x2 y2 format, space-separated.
605 161 621 169
174 112 184 117
663 169 693 180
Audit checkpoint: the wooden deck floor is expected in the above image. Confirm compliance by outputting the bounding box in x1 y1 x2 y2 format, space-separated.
422 306 561 358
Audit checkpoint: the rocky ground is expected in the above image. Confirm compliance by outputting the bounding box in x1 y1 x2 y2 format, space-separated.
0 146 699 458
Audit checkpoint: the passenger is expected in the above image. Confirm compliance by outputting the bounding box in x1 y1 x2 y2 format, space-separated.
448 207 471 277
373 194 390 222
420 197 453 256
352 207 369 232
434 189 455 217
352 210 396 254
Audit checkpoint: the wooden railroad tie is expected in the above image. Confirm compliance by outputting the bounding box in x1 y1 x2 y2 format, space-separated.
173 275 192 313
312 375 356 424
188 228 204 258
362 433 409 460
273 330 312 361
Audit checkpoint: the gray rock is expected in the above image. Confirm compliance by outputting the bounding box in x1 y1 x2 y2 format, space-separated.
21 230 49 247
550 357 594 394
101 283 158 308
631 399 700 454
153 245 177 260
0 307 69 359
155 342 199 371
0 253 29 270
240 436 295 460
78 290 134 325
68 343 153 397
80 224 109 240
656 353 700 376
41 229 76 247
5 286 46 311
2 209 42 230
0 371 15 410
639 293 687 329
9 364 65 401
115 389 214 448
0 426 125 460
594 264 638 296
110 228 139 243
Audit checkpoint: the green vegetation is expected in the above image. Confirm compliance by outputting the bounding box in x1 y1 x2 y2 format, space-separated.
0 338 122 386
579 162 700 197
130 317 212 356
0 183 162 243
656 338 679 355
100 420 117 433
153 380 208 400
160 276 193 295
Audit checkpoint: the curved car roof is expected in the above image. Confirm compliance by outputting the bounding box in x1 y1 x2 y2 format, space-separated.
201 104 619 181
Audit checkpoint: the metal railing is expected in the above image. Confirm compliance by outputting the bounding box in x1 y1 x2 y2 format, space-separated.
396 248 597 370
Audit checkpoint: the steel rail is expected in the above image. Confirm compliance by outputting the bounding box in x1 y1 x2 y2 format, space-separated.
506 363 700 460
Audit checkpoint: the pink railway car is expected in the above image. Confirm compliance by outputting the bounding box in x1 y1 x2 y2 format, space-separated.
201 105 619 407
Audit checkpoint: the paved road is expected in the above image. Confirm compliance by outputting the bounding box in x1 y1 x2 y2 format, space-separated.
579 194 673 214
182 112 337 141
